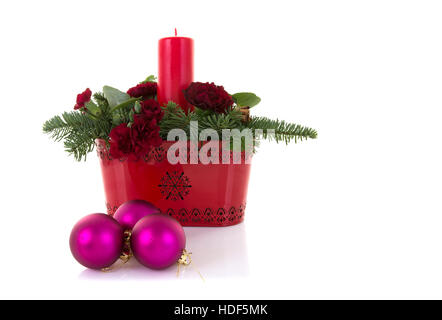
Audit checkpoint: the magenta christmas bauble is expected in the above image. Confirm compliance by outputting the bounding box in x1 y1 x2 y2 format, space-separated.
131 214 186 269
113 200 160 230
69 213 124 269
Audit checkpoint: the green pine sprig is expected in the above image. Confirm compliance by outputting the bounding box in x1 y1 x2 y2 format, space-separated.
43 92 114 161
159 102 317 144
43 81 318 161
245 116 318 144
159 103 244 139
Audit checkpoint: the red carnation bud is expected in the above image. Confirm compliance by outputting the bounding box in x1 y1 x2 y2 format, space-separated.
74 88 92 110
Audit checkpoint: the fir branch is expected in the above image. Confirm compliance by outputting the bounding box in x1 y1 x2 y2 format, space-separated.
43 111 99 161
159 103 243 139
159 103 317 144
63 129 96 161
43 91 123 161
197 108 243 132
43 105 114 161
42 115 71 141
159 102 197 138
245 116 318 143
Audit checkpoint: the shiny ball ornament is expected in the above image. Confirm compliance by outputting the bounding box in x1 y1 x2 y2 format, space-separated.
69 213 124 269
131 214 186 269
113 200 160 230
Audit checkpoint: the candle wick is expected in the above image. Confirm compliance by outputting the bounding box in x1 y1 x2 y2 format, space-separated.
175 28 177 36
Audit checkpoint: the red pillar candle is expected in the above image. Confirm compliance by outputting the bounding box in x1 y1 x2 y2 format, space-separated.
158 33 194 112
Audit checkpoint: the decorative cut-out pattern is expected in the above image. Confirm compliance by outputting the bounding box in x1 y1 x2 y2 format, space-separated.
106 203 246 226
165 204 246 226
96 141 166 163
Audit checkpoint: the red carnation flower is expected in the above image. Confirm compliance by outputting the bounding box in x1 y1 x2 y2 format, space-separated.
139 99 163 122
74 88 92 110
109 123 134 159
130 114 162 156
183 82 234 114
130 99 163 155
109 99 163 160
127 82 157 99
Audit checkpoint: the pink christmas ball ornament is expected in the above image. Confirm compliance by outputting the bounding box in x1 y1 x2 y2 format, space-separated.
131 214 186 269
113 200 160 230
69 213 124 269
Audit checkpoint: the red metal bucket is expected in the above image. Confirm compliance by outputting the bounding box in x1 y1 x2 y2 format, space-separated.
96 139 252 227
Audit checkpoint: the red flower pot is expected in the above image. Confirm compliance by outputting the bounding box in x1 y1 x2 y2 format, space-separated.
96 139 252 227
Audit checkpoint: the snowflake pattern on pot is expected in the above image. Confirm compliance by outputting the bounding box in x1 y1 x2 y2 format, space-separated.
158 170 192 201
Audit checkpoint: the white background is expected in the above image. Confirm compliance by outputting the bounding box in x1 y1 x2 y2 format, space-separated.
0 0 441 299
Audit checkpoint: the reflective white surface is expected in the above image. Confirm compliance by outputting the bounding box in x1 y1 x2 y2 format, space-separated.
79 224 249 281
